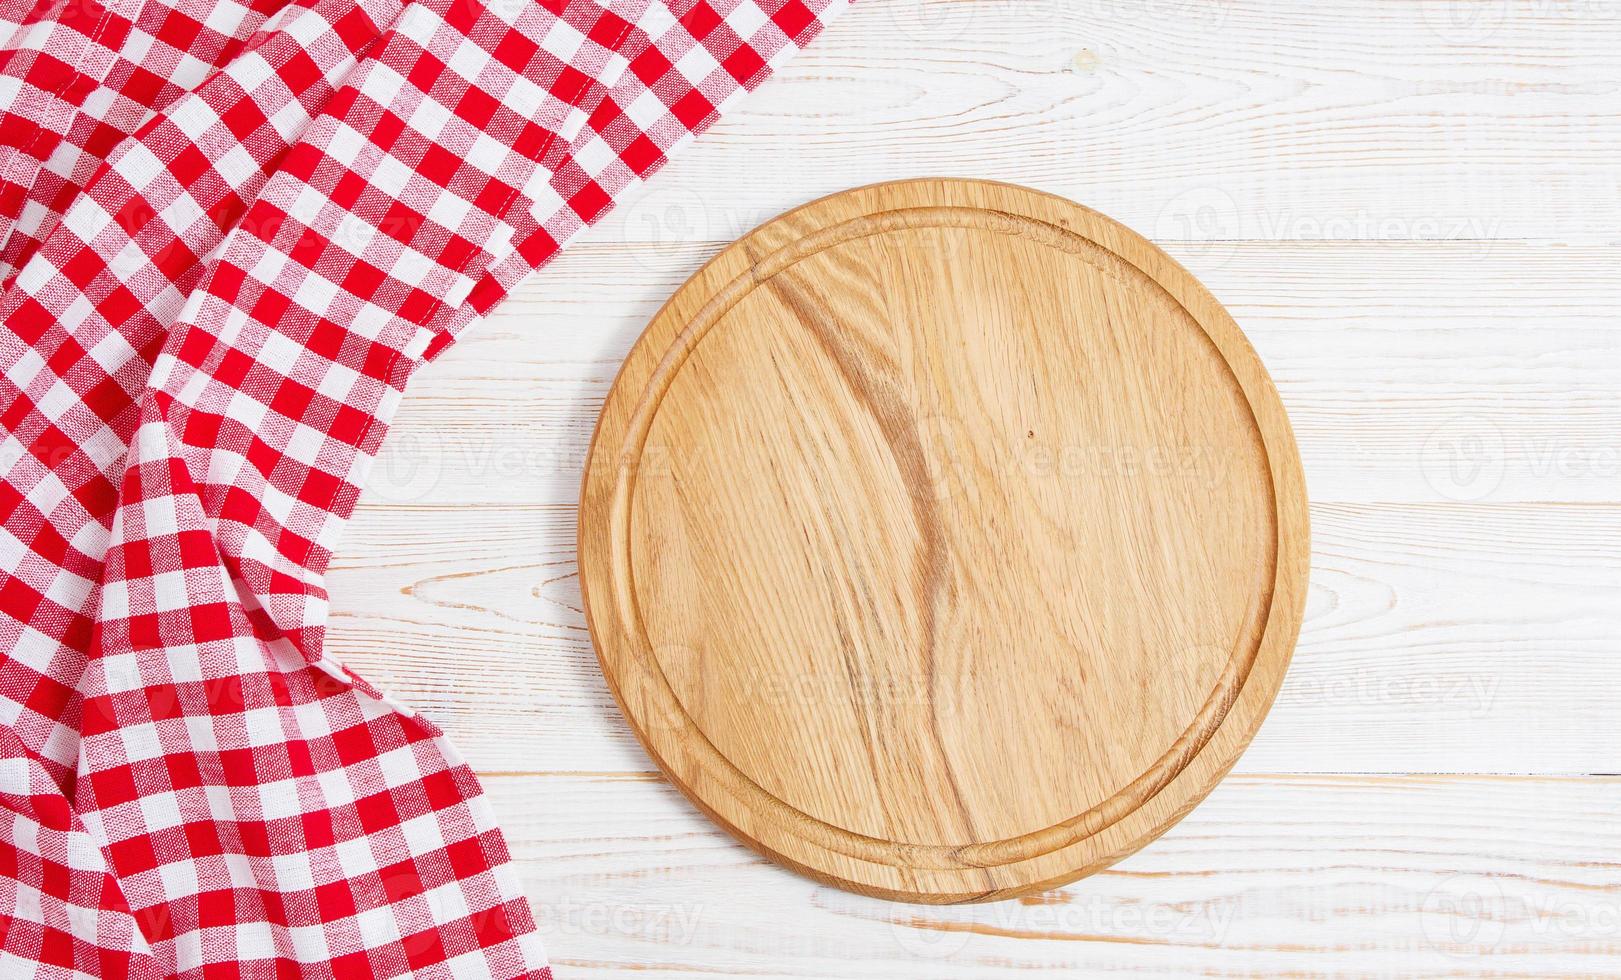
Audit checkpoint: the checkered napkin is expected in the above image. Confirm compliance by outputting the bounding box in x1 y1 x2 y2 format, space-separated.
0 0 843 974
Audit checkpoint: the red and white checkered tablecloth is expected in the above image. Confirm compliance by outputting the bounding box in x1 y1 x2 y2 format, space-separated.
0 0 844 974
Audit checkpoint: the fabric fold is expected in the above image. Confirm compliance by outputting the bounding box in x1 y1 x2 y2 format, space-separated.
0 0 311 283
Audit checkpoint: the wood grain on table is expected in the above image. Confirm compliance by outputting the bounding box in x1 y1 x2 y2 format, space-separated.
330 1 1621 975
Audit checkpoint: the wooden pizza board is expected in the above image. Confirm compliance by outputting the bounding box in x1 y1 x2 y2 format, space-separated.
578 178 1308 903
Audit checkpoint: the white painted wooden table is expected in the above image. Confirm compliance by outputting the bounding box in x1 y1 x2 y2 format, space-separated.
331 2 1621 975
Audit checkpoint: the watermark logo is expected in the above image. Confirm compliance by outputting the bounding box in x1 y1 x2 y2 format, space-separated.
889 915 974 959
1421 0 1621 46
364 429 446 503
632 642 703 737
1284 671 1500 717
1154 185 1241 270
1421 873 1509 955
1420 416 1505 502
890 894 1237 959
745 667 974 719
1154 189 1503 271
536 895 704 946
886 0 1231 45
1421 0 1514 44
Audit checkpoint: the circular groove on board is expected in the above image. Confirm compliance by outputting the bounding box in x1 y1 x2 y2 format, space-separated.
579 179 1308 903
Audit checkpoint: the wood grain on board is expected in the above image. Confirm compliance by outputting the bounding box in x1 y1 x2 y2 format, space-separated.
575 179 1309 902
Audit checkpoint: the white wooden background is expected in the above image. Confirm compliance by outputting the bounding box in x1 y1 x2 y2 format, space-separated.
331 1 1621 975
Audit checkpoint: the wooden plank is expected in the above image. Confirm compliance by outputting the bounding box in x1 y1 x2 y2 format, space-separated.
326 499 1621 775
586 0 1621 248
490 772 1621 978
371 240 1621 507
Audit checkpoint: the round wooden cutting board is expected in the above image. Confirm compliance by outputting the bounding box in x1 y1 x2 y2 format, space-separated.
578 179 1308 903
